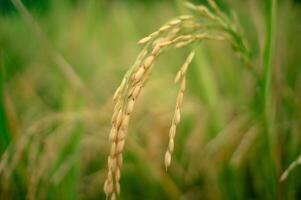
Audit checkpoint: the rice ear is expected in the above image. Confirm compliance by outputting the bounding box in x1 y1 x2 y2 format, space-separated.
104 0 251 197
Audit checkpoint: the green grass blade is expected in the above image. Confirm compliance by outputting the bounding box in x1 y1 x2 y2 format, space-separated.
0 61 11 154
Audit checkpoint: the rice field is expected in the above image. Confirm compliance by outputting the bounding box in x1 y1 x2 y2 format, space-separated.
1 0 301 199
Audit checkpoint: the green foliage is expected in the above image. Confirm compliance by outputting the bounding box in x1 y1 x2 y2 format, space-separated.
0 0 301 199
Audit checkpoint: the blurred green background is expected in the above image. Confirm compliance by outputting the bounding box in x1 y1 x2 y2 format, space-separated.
1 0 301 199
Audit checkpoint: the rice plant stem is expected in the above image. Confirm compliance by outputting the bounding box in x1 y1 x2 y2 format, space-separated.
0 61 11 154
262 0 278 198
263 0 276 113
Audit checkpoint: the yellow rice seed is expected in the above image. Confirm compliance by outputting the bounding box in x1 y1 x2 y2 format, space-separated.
169 125 176 138
143 55 155 69
181 78 186 91
111 109 118 124
196 33 207 40
115 109 123 127
164 152 171 169
149 32 159 38
182 35 193 41
181 63 189 75
126 98 135 114
111 193 116 200
108 158 116 171
128 87 135 97
109 127 117 142
280 171 289 182
103 179 109 195
118 129 126 140
159 24 171 32
134 67 145 82
177 92 184 107
138 36 151 44
131 86 141 99
169 19 181 25
110 142 116 156
174 71 182 83
115 182 121 195
168 139 174 153
173 35 193 43
107 170 113 182
175 40 193 48
115 168 121 181
179 15 192 20
107 156 113 168
187 51 195 61
160 40 172 47
174 109 181 124
111 158 117 171
104 179 113 195
113 100 121 113
117 154 123 167
116 140 125 154
108 183 114 194
152 44 161 56
121 114 130 129
170 27 180 35
153 38 165 46
196 5 215 19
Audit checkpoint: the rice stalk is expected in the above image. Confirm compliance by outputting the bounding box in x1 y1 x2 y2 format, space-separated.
280 154 301 182
104 1 252 199
164 51 194 170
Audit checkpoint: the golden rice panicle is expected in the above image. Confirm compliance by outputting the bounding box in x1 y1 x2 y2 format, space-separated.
165 51 195 170
164 78 186 170
104 90 138 199
104 46 152 199
104 39 170 199
104 0 252 197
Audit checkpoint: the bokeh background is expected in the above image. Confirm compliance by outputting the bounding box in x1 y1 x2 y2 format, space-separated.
1 0 301 199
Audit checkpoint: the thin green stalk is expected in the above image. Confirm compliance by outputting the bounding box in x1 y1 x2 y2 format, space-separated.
263 0 276 112
0 59 11 154
262 0 277 198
